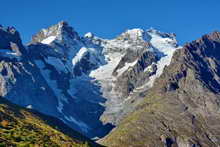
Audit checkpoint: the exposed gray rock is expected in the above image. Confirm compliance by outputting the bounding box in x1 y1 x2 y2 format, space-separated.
32 21 80 43
101 31 220 147
0 26 26 54
113 49 158 98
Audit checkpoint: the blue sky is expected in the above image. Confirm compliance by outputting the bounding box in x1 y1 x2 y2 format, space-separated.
1 0 220 44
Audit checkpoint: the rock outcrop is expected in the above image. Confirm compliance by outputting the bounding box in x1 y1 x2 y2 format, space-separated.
101 32 220 147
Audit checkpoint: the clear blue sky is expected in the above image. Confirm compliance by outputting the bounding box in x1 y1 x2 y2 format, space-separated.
1 0 220 45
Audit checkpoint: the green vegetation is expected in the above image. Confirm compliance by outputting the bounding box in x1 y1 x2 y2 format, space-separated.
0 98 92 147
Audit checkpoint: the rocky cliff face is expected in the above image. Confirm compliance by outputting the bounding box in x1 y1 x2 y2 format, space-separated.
0 22 181 140
0 25 26 54
101 32 220 147
0 27 60 117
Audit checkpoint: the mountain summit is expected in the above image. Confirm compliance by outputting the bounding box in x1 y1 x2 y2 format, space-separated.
32 21 80 44
0 22 180 139
0 21 220 146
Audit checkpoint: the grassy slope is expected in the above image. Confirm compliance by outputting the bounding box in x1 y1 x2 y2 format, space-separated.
0 98 97 147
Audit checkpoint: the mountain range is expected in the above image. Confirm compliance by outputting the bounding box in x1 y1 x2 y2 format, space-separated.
0 22 220 146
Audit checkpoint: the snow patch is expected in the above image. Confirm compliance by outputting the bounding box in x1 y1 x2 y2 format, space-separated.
126 29 144 40
89 52 122 80
145 30 180 87
72 47 88 66
84 32 94 38
64 115 90 133
41 36 56 44
116 60 138 76
0 49 21 60
26 105 33 109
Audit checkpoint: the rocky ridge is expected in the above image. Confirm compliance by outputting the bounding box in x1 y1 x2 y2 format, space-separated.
101 31 220 147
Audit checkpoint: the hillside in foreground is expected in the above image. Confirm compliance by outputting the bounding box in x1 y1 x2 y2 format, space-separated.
0 98 97 147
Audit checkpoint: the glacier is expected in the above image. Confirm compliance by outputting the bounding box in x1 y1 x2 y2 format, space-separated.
0 21 180 139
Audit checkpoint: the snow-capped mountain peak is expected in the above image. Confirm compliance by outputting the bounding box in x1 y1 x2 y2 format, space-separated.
147 28 177 41
117 28 150 42
1 21 220 146
84 32 94 38
32 21 80 44
3 22 180 138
